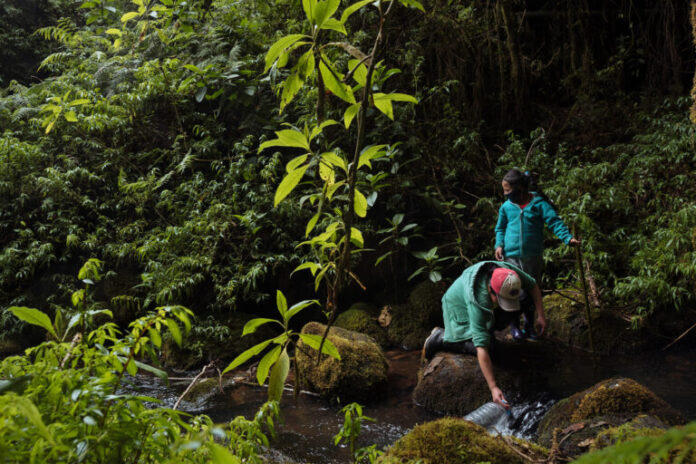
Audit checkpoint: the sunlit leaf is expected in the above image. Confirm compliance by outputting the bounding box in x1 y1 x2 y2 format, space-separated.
299 333 341 360
256 345 281 385
242 318 281 336
222 339 274 374
268 348 290 402
354 189 368 217
8 307 57 340
319 60 355 104
274 164 309 206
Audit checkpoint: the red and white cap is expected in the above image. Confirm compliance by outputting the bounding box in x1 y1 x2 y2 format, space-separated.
490 267 522 312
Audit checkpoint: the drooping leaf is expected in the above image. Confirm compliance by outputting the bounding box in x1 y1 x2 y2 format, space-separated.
259 129 310 152
242 318 281 336
264 34 310 72
286 154 309 173
319 60 355 104
120 11 140 22
274 164 310 206
165 319 182 347
209 443 242 464
268 348 290 402
298 333 341 360
306 213 320 237
8 307 57 340
222 339 274 374
256 345 282 385
344 103 360 129
340 0 374 23
354 189 368 217
285 300 319 322
321 151 348 173
350 227 364 247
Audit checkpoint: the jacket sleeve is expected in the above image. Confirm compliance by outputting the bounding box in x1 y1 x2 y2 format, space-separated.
540 200 573 244
494 204 507 249
469 306 491 348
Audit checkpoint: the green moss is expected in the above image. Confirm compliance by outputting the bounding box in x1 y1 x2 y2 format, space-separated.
571 379 674 423
380 417 546 464
347 301 381 317
296 322 388 403
334 308 389 348
407 280 447 325
386 303 431 350
591 415 667 451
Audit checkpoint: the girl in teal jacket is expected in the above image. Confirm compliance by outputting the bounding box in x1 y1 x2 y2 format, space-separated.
494 169 579 338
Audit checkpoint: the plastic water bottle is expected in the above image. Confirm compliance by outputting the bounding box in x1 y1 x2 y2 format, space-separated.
464 402 509 431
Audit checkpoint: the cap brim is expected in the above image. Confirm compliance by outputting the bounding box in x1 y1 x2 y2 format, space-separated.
498 295 520 312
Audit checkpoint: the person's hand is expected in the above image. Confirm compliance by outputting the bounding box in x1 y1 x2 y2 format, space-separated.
569 237 581 247
491 386 509 409
495 247 504 261
535 314 546 336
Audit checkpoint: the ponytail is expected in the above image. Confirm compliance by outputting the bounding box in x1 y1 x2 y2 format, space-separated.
524 170 557 212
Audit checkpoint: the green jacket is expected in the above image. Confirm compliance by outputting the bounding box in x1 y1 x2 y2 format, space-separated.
442 261 536 347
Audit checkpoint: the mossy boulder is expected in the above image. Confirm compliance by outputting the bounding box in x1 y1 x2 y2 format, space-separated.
334 307 389 348
378 417 547 464
386 280 447 350
537 378 685 457
295 322 389 403
544 292 652 354
590 415 670 451
413 352 514 415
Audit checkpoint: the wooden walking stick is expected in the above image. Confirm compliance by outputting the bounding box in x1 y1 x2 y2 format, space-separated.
573 224 596 360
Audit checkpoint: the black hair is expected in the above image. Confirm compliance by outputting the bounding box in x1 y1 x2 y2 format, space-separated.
502 168 557 211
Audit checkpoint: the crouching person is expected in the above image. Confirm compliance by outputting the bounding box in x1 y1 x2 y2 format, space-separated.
422 261 544 409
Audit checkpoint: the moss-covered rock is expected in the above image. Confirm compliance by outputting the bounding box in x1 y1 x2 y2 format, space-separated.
590 415 670 451
385 281 447 350
334 308 389 348
544 292 652 354
295 322 389 403
537 378 685 457
378 417 547 464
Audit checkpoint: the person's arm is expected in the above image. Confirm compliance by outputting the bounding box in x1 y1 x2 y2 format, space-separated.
494 205 507 260
476 346 509 409
539 200 573 244
530 283 546 335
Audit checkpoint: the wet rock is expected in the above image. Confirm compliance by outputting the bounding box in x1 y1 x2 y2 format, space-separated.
544 292 652 354
296 322 389 403
378 417 548 464
334 306 389 348
413 340 560 415
537 377 685 457
386 280 447 350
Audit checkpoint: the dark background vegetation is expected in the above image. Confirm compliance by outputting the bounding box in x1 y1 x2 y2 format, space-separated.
1 0 695 350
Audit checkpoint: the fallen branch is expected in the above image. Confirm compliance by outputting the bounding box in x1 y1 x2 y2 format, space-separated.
173 361 215 411
662 320 696 351
60 333 82 369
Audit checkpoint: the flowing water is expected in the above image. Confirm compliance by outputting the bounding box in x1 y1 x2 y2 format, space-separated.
128 346 696 463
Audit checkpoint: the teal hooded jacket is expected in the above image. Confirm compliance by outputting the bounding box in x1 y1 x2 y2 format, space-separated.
495 194 573 258
442 261 536 347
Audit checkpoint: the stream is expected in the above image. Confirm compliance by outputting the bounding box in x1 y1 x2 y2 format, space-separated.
127 346 696 463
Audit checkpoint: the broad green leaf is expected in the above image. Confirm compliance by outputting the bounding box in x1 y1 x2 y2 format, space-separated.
125 358 137 376
259 129 310 152
268 348 290 402
354 189 368 217
256 345 281 385
299 333 341 360
309 119 338 141
209 443 241 464
105 28 122 36
165 319 182 347
306 213 320 237
291 262 321 276
276 290 288 318
340 0 374 23
326 180 345 200
319 161 335 184
372 93 394 119
69 99 90 106
242 318 280 336
15 397 54 444
8 307 57 340
302 0 315 23
348 59 368 87
285 299 319 322
274 164 310 206
286 154 309 172
343 103 360 129
358 144 387 169
381 92 418 103
72 289 85 307
297 49 315 80
320 18 346 34
265 34 310 72
63 111 78 122
398 0 425 12
350 227 364 247
120 11 140 22
319 60 355 104
313 0 340 28
222 339 274 374
280 71 305 111
321 151 347 173
148 328 162 348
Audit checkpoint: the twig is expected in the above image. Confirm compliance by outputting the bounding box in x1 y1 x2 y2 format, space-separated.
662 321 696 351
173 361 215 411
500 434 548 463
60 333 82 369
